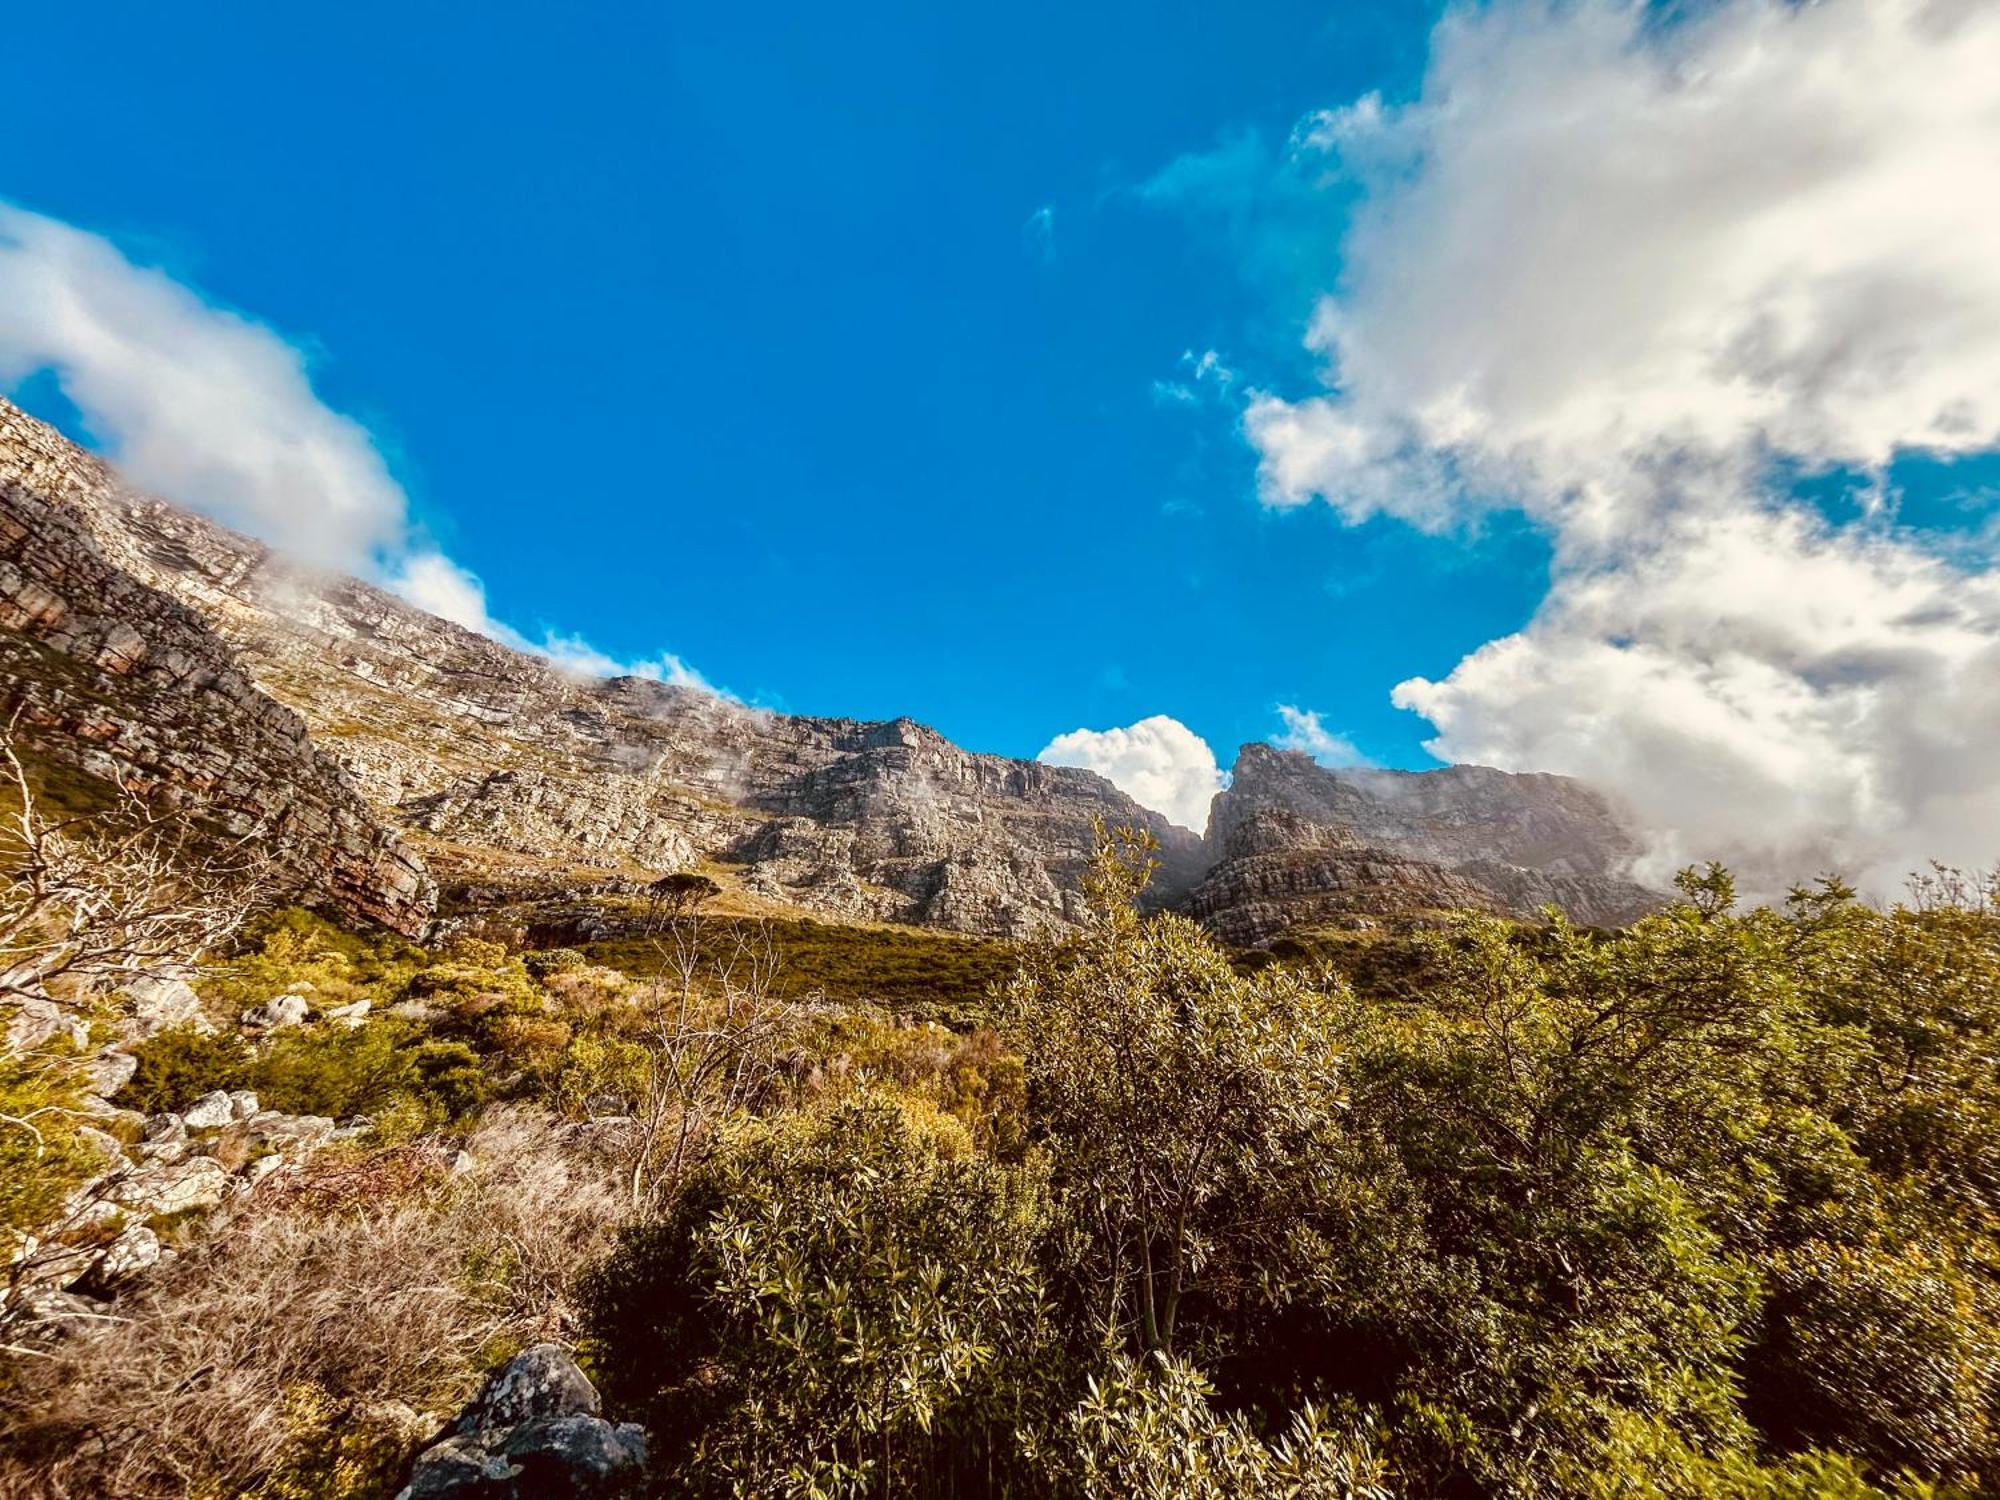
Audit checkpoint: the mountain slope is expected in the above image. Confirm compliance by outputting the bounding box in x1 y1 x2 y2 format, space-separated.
1188 745 1662 945
0 399 1663 945
0 402 433 933
0 399 1203 939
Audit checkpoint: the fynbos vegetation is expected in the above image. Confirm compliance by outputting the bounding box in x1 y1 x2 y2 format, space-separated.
4 810 1999 1497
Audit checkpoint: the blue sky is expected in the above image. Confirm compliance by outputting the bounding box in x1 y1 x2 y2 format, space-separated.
4 0 1999 886
0 0 1537 772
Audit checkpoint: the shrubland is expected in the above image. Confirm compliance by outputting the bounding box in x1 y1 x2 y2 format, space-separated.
2 824 1998 1497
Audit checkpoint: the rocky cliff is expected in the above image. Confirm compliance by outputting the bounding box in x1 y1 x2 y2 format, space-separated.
1184 748 1672 944
0 399 1663 946
0 404 434 934
0 399 1203 939
1188 745 1663 946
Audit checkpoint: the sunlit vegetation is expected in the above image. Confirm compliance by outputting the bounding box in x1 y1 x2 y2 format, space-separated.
587 913 1016 1020
6 829 2000 1496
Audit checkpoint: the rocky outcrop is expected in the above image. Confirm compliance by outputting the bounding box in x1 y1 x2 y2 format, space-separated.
0 401 434 935
397 1344 648 1499
0 400 1663 945
0 399 1197 939
1187 747 1663 946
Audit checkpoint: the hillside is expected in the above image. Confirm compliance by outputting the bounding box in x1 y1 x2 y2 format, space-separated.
0 398 1660 947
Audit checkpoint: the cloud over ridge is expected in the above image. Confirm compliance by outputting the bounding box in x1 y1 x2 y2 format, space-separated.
1225 0 2000 894
1038 715 1224 832
0 201 712 692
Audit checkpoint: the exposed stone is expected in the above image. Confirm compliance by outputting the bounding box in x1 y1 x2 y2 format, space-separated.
80 1048 138 1100
76 1223 160 1292
396 1345 647 1500
121 972 206 1038
1185 746 1665 947
228 1089 262 1120
180 1091 236 1129
110 1154 228 1216
323 997 372 1028
0 399 435 936
242 993 310 1030
5 994 87 1052
247 1111 336 1151
451 1343 600 1433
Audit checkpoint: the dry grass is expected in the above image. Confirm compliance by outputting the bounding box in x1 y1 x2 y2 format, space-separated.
0 1107 624 1499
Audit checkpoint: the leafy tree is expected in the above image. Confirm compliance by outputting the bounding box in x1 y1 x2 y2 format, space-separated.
1006 829 1348 1360
583 1093 1055 1498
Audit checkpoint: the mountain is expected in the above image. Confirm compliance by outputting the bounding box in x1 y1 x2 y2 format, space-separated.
0 398 1662 944
1188 744 1664 945
0 398 1203 939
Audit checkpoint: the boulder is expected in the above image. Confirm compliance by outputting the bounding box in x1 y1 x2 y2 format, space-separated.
73 1224 160 1295
450 1344 599 1433
110 1155 228 1216
82 1048 139 1100
6 994 87 1051
242 993 310 1030
181 1091 236 1129
323 998 372 1028
247 1111 336 1151
395 1345 647 1499
228 1089 262 1120
121 973 206 1039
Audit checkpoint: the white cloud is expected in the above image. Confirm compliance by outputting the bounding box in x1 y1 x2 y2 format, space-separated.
1211 0 2000 896
1273 704 1371 768
0 201 715 692
1037 714 1225 832
0 204 406 570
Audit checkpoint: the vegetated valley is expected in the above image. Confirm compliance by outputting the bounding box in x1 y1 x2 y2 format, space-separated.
4 399 2000 1498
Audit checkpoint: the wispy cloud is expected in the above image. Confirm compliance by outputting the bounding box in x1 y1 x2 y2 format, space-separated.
1022 204 1056 265
0 201 717 691
1272 704 1370 768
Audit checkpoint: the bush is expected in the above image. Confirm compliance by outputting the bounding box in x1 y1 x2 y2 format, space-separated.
114 1024 250 1115
250 1025 488 1124
583 1093 1055 1497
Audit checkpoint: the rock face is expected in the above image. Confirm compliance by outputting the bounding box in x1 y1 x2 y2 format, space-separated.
1188 746 1663 946
0 401 434 934
397 1344 648 1499
0 398 1199 938
0 400 1661 944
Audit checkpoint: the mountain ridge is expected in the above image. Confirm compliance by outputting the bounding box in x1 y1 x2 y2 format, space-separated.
0 397 1662 943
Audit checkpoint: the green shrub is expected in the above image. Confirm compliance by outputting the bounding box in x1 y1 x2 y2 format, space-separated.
0 1048 108 1240
115 1024 250 1115
583 1093 1055 1497
250 1025 487 1123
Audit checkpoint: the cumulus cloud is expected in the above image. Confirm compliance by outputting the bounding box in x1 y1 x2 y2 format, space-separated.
0 201 713 690
1038 715 1225 831
1273 704 1371 768
1201 0 2000 895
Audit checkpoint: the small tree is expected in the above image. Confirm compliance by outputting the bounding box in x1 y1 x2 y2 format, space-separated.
1006 826 1344 1358
0 730 271 1006
623 911 801 1210
645 870 722 931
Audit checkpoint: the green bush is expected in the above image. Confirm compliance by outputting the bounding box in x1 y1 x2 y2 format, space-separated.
583 1093 1055 1497
250 1025 487 1123
115 1024 250 1115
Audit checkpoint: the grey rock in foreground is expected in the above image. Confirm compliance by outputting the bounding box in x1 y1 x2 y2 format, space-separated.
397 1344 648 1499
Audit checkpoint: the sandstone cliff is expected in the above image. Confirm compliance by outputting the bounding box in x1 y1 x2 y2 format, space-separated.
0 400 1201 939
1187 745 1663 946
0 404 434 934
0 399 1664 946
